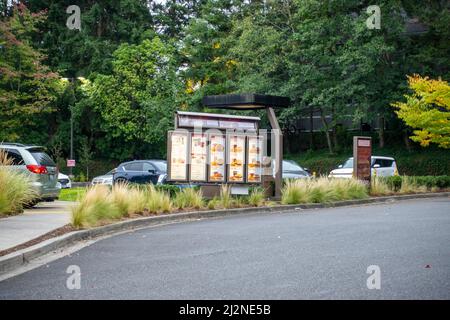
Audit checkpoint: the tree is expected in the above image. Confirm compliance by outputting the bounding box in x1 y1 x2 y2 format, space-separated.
392 75 450 149
86 37 180 158
0 3 63 141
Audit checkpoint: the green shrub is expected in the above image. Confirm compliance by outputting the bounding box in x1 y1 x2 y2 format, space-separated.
381 175 450 192
0 150 38 216
155 184 182 197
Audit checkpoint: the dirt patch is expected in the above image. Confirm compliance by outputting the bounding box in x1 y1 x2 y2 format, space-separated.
0 224 75 257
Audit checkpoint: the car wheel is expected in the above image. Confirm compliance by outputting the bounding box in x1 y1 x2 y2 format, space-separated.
23 199 39 208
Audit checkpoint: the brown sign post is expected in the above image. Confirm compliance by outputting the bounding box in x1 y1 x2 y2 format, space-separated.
353 136 372 183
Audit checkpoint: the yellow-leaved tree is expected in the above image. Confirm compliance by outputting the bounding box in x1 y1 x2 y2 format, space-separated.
392 75 450 149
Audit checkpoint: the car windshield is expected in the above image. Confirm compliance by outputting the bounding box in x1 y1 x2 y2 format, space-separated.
283 161 304 171
152 161 167 172
341 158 353 168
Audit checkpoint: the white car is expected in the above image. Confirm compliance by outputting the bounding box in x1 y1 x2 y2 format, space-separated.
329 156 398 179
57 172 72 189
91 169 115 185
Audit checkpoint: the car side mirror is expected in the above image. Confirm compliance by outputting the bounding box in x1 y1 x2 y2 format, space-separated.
373 164 380 168
148 169 156 174
338 165 343 168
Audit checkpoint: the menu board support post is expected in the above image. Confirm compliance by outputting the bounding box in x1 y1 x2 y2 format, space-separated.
266 107 283 199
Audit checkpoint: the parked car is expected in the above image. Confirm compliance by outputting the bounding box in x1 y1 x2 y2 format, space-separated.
282 160 311 179
0 143 60 201
58 172 72 189
329 156 398 179
91 169 115 186
113 160 167 185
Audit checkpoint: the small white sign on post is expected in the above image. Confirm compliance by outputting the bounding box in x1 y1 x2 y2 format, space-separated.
67 159 76 167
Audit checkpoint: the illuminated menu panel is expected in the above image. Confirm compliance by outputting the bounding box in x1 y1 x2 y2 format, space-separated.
227 135 246 183
190 133 207 181
246 136 263 183
169 131 188 181
208 134 226 182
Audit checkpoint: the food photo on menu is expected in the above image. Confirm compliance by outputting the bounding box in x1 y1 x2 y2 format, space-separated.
209 135 225 181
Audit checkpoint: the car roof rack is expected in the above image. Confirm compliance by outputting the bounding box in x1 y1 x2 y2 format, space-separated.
0 142 26 147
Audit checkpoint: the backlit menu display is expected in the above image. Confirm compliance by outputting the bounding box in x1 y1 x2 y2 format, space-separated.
169 131 188 181
209 134 226 182
190 133 207 181
227 135 245 183
246 136 263 183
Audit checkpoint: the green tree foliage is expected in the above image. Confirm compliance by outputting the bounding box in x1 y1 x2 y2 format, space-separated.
0 3 63 141
392 75 450 149
86 38 180 157
26 0 155 76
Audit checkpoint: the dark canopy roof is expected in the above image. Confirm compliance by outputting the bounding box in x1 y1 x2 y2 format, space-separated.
202 93 290 110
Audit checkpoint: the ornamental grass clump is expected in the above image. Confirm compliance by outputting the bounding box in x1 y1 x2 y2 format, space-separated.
219 184 232 209
370 176 393 196
0 150 37 216
71 185 121 228
281 177 368 205
146 184 172 214
173 187 204 209
281 179 309 204
247 187 266 207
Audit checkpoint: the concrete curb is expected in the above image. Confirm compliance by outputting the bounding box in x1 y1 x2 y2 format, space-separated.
1 191 449 276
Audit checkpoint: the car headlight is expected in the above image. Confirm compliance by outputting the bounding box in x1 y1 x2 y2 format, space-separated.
157 174 167 184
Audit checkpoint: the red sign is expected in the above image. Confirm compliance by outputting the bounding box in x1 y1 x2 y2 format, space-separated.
353 136 371 182
67 159 76 167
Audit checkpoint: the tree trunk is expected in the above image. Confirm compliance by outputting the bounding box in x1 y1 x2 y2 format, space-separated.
378 115 385 148
309 106 314 150
403 130 412 152
331 107 338 150
320 108 333 154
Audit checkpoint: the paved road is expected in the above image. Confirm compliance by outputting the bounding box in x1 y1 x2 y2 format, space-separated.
1 198 449 299
0 201 72 251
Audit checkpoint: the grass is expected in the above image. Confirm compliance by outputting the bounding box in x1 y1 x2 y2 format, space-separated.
219 184 232 209
70 173 448 228
173 187 204 209
71 185 121 228
0 150 38 216
247 187 266 207
281 177 368 205
59 187 87 201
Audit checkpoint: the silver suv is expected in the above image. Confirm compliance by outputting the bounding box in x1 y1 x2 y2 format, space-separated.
0 143 60 202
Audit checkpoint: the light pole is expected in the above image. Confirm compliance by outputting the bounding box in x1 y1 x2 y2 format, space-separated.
70 106 74 177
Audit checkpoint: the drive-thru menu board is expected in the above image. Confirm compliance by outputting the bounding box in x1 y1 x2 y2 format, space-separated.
208 134 226 182
190 133 207 181
353 136 372 183
227 134 246 183
247 136 263 183
168 131 188 181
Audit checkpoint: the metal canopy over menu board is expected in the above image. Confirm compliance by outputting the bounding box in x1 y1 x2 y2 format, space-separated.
227 134 246 183
246 136 263 183
168 131 188 181
208 134 226 182
190 133 207 181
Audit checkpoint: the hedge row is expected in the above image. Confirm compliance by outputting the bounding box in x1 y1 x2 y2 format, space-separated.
381 176 450 192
